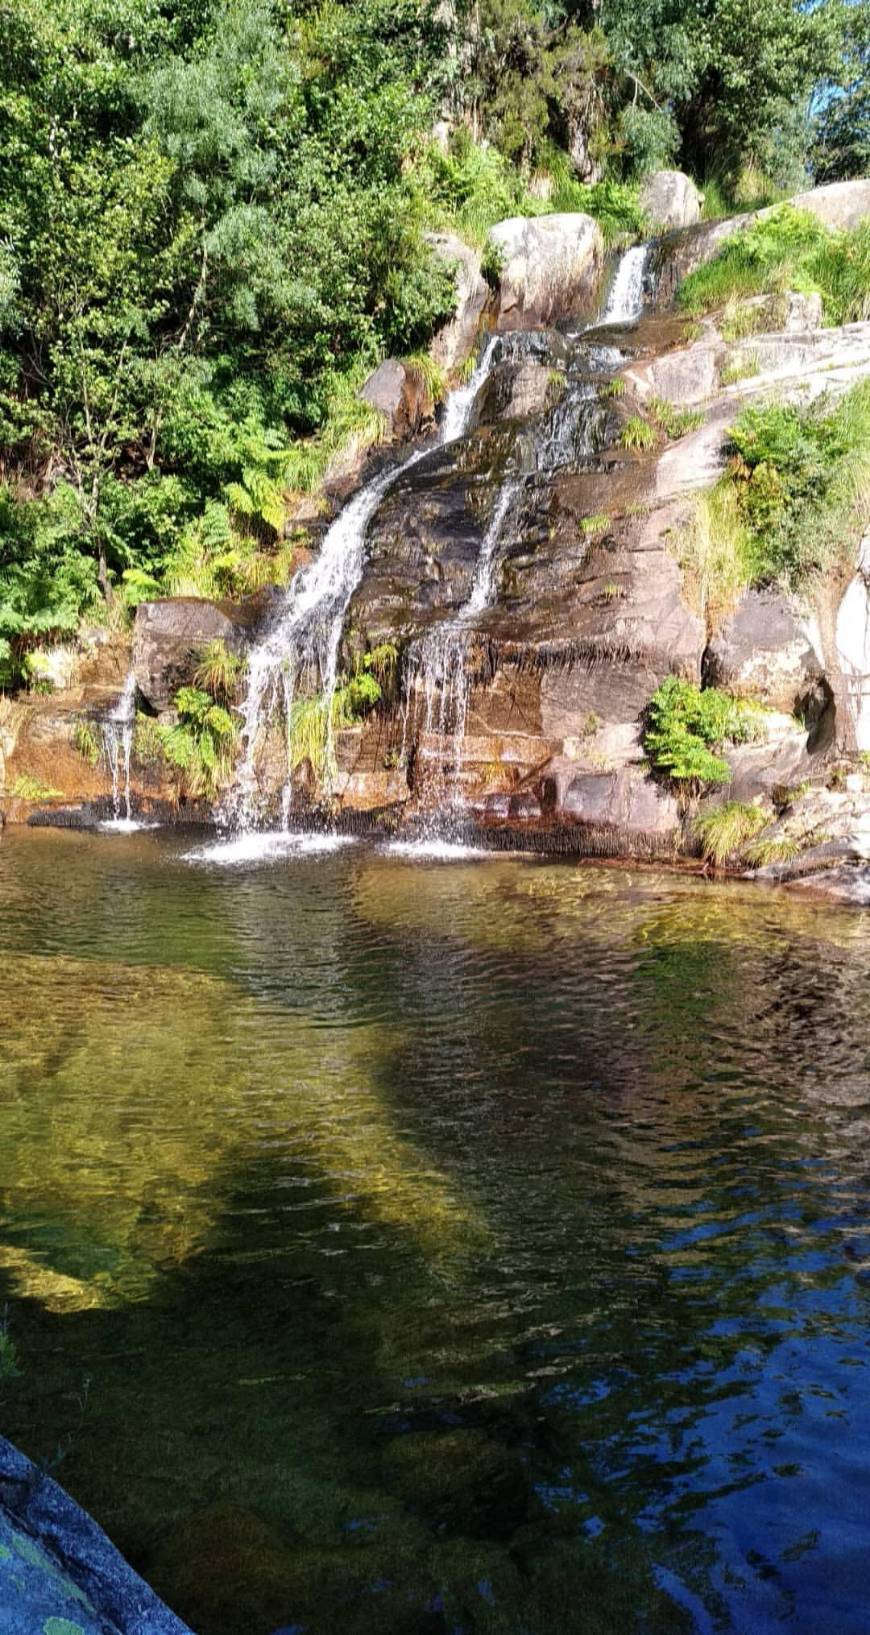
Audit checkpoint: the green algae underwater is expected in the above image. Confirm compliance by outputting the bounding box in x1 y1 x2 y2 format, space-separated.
2 826 870 1634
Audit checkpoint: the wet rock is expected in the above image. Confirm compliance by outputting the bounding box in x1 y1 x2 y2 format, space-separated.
508 790 542 821
704 588 825 712
426 231 490 376
360 359 433 440
0 1434 190 1634
132 597 251 713
473 359 562 427
640 170 702 231
487 213 604 330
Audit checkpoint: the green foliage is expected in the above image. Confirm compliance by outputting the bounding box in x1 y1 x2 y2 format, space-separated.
151 684 239 799
672 480 755 629
192 639 244 702
812 2 870 182
679 208 870 327
743 834 801 867
620 415 658 451
727 384 870 587
73 720 102 767
621 400 701 450
9 774 62 800
287 643 398 784
694 800 769 865
644 676 761 787
720 350 761 385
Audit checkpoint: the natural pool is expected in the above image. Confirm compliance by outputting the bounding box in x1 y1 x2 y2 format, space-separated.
1 827 870 1635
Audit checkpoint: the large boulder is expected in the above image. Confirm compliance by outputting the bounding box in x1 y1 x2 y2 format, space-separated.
132 597 252 713
640 170 702 232
704 588 826 712
426 231 490 375
360 358 432 440
487 213 604 329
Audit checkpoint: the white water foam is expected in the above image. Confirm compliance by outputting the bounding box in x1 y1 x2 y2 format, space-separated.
99 818 160 834
184 830 358 866
384 839 491 861
599 244 652 325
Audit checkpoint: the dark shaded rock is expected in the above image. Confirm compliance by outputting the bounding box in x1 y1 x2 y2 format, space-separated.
472 360 562 428
508 790 542 820
0 1434 190 1634
132 597 252 712
360 359 433 440
704 588 825 713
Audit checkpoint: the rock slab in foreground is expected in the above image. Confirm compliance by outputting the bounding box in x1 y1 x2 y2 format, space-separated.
0 1435 191 1635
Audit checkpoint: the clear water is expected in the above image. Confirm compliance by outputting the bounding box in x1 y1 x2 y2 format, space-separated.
2 828 870 1635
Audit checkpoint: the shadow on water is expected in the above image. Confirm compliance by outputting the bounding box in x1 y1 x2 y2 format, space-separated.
2 830 870 1632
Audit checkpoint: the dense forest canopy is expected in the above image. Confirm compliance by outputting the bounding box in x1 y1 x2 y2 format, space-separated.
0 0 866 683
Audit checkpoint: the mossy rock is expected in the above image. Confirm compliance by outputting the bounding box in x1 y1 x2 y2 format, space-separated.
381 1427 528 1539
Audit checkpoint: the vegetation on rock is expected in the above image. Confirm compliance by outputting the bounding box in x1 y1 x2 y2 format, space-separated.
678 207 870 325
644 675 762 786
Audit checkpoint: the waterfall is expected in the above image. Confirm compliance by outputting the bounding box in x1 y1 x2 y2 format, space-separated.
440 335 500 444
599 244 651 325
402 478 520 801
102 671 137 826
228 335 501 830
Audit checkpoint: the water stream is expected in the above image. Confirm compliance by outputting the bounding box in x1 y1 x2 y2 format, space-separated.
229 340 502 831
599 243 652 325
101 670 138 828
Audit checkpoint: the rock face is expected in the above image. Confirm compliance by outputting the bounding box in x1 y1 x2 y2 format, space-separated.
835 534 870 751
360 358 433 440
640 170 702 231
0 1434 190 1634
132 597 253 713
487 213 604 329
704 588 825 713
426 231 489 375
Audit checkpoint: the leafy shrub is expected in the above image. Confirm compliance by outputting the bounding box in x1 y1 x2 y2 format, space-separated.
9 774 62 800
73 721 102 767
192 640 245 702
727 385 870 588
153 687 239 799
644 676 761 787
288 643 398 784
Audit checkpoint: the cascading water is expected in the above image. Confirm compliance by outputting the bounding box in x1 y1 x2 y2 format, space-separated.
228 335 501 830
101 670 138 828
599 244 652 325
402 477 521 793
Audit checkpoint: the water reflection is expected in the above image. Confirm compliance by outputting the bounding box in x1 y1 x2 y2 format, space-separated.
1 829 869 1634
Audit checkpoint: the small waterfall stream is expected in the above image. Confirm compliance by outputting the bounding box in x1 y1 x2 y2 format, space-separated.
102 671 138 827
229 337 501 830
599 243 652 325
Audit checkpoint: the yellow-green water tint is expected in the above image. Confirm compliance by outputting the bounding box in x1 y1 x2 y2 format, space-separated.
2 827 870 1635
